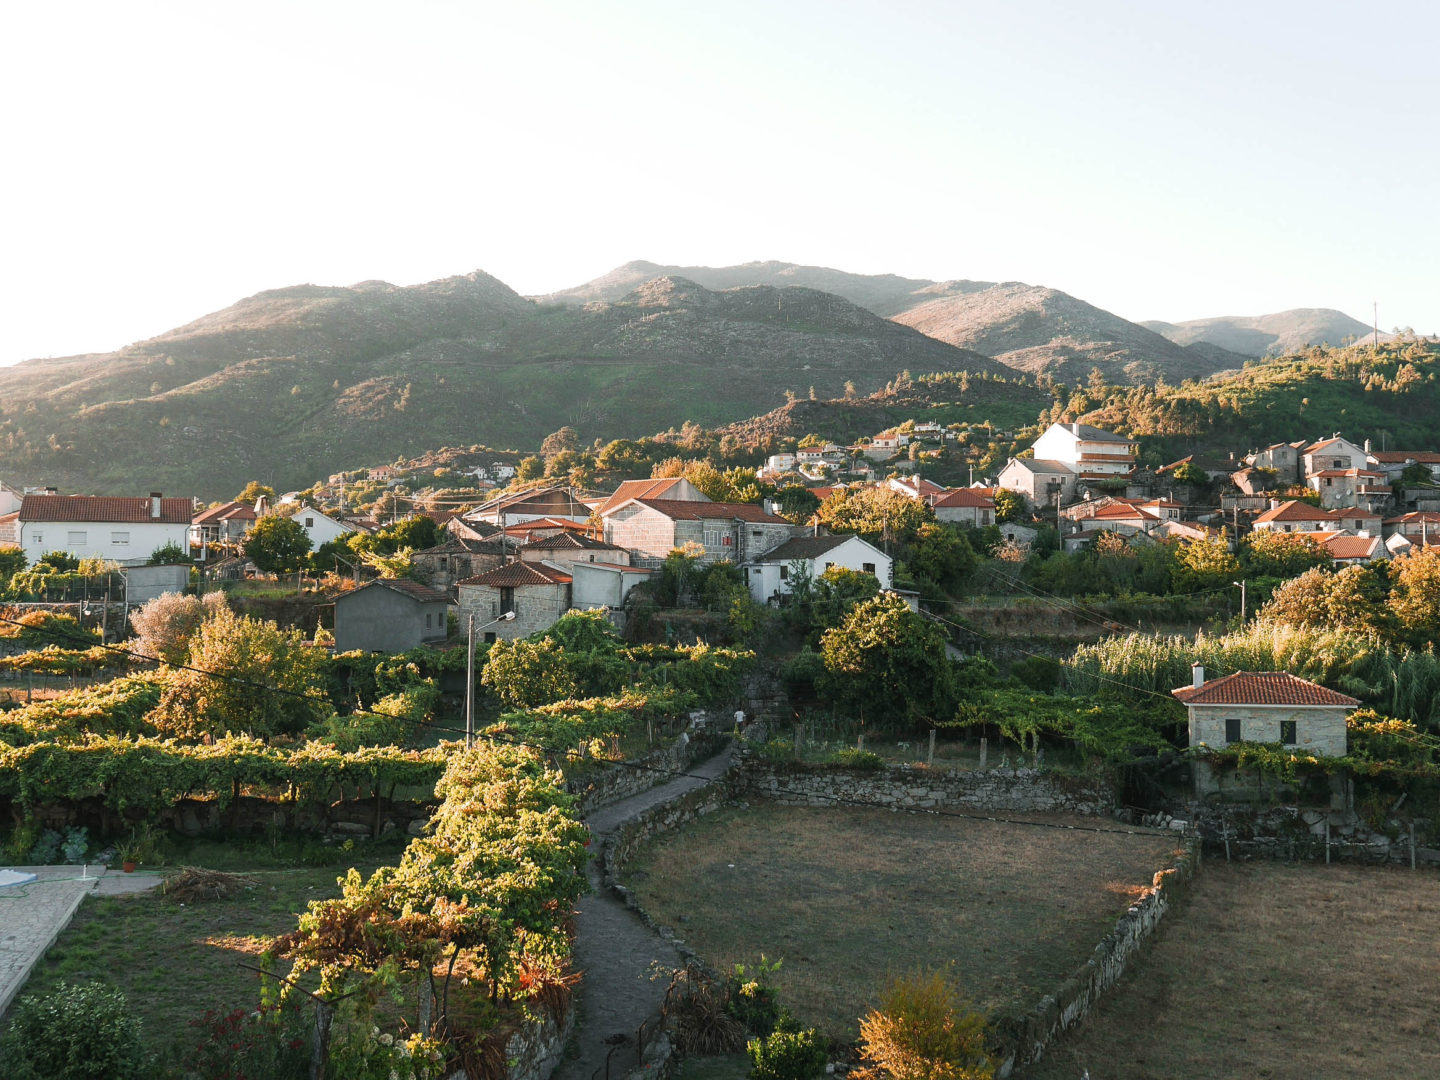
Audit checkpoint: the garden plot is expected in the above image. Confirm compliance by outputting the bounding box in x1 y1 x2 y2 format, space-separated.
1022 860 1440 1080
623 803 1179 1040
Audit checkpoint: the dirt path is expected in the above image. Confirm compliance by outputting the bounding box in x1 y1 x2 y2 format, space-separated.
556 744 734 1080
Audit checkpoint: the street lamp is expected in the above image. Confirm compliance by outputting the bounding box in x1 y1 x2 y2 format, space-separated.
466 610 516 747
1232 580 1247 621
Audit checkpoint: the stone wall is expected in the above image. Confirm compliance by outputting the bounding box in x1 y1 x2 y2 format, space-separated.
734 757 1114 816
992 836 1201 1077
1180 803 1440 867
569 720 728 816
447 1003 575 1080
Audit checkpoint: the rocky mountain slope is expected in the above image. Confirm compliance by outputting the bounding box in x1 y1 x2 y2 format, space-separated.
0 272 1001 497
1141 308 1376 357
890 282 1246 383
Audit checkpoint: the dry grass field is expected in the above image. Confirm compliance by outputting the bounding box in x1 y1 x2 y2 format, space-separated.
1023 860 1440 1080
622 803 1180 1040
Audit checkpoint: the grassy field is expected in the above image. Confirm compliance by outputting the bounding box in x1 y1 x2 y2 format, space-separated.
622 803 1179 1040
13 839 409 1061
1022 860 1440 1080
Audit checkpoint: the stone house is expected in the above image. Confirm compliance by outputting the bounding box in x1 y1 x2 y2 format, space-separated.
516 532 631 570
410 534 508 592
455 562 572 641
1366 449 1440 484
595 477 706 516
1251 500 1335 533
1173 666 1359 761
743 534 892 603
1300 436 1369 479
332 578 451 654
1319 534 1384 564
1306 468 1390 510
1246 441 1306 484
570 562 657 615
931 488 995 527
602 498 797 565
997 456 1075 506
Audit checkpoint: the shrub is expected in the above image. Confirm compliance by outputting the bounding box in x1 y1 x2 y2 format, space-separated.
61 825 89 864
826 748 886 771
748 1025 828 1080
0 981 147 1079
28 828 62 865
727 955 785 1036
855 971 994 1080
178 1002 309 1080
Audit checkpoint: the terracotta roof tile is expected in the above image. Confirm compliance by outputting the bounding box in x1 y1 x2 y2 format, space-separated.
20 494 193 525
456 562 573 587
1172 671 1360 707
344 578 451 604
932 489 994 509
634 499 789 524
1254 500 1333 523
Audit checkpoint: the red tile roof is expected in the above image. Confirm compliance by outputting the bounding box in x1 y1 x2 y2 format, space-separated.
932 489 995 509
1254 500 1333 523
1172 671 1360 707
192 500 258 525
1367 451 1440 464
596 478 691 515
344 578 451 604
1322 535 1381 560
19 494 193 525
456 562 572 587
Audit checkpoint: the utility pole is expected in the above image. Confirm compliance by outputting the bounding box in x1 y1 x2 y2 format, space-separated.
465 613 475 748
1233 579 1247 620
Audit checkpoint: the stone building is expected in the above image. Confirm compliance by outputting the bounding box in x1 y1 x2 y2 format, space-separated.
333 578 451 654
455 562 572 641
1173 667 1359 762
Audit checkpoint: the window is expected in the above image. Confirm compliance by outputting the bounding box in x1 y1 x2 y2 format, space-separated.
67 531 87 546
111 531 130 546
779 566 789 581
305 517 315 528
862 562 876 574
499 587 515 616
1324 478 1332 487
425 613 433 629
32 532 42 545
703 528 722 547
1225 718 1242 743
1280 720 1297 745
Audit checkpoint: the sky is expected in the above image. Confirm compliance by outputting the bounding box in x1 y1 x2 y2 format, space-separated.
2 0 1436 366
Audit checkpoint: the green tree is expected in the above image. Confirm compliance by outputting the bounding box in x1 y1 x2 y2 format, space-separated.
1390 546 1440 642
516 455 545 482
0 982 147 1080
774 486 821 524
902 524 977 593
1259 564 1391 636
128 590 228 666
152 604 328 740
856 971 995 1080
1173 534 1240 593
540 425 580 461
243 516 312 573
819 592 956 732
991 488 1025 524
1242 530 1331 578
1170 461 1208 486
481 637 579 707
146 540 190 565
817 487 933 545
235 480 276 505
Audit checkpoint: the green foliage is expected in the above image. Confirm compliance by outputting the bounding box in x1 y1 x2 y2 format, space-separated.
816 486 933 544
727 955 786 1036
481 637 579 708
236 481 276 504
1169 461 1209 486
773 486 822 523
243 515 313 573
991 488 1025 524
0 981 148 1080
818 593 957 733
1241 530 1331 578
151 604 329 741
855 970 995 1080
825 748 886 770
900 523 977 595
146 541 190 565
0 544 27 582
39 550 80 572
748 1026 828 1080
1172 534 1239 594
0 676 163 745
128 590 227 666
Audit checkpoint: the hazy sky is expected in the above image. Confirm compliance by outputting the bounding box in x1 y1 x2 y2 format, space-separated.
3 0 1435 365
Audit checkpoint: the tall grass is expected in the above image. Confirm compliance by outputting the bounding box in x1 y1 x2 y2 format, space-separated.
1064 624 1440 731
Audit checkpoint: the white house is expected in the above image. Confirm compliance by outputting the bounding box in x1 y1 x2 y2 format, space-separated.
286 506 362 548
18 493 194 566
744 533 892 603
1030 422 1136 479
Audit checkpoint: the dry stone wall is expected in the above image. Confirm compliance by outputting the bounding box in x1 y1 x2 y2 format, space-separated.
734 757 1114 815
993 837 1200 1077
570 720 728 815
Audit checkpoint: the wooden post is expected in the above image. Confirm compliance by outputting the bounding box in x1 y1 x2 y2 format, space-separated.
1410 822 1417 870
1325 821 1331 864
1222 821 1231 862
794 723 803 761
857 733 864 751
979 737 987 770
927 729 936 766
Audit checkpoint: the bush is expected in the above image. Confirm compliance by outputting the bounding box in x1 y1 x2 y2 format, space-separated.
856 971 994 1080
0 981 147 1079
177 1002 309 1080
825 748 886 771
727 956 785 1036
748 1025 828 1080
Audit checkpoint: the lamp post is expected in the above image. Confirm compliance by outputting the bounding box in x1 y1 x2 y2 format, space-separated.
466 610 516 748
1232 579 1247 621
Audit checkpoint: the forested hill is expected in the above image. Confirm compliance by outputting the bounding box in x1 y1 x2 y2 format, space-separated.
0 272 1002 497
1075 340 1440 461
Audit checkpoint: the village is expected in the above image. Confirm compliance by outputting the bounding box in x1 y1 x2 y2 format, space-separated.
3 407 1440 1080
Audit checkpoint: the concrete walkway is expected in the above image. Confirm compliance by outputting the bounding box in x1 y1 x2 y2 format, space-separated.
556 744 735 1080
0 865 162 1018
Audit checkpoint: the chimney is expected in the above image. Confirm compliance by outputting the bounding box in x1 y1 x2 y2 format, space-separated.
150 491 163 519
1269 498 1279 510
45 486 58 495
1192 663 1205 689
1364 438 1372 453
1072 422 1081 436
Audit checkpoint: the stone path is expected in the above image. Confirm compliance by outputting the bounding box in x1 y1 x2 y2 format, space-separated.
556 744 735 1080
0 864 162 1018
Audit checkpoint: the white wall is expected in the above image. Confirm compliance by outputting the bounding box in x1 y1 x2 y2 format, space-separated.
20 519 189 567
287 508 356 548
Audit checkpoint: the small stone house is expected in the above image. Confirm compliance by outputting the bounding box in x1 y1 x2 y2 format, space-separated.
602 498 797 565
411 534 508 592
744 533 893 603
455 562 572 641
516 532 631 570
930 488 995 527
333 578 451 654
1172 667 1359 760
